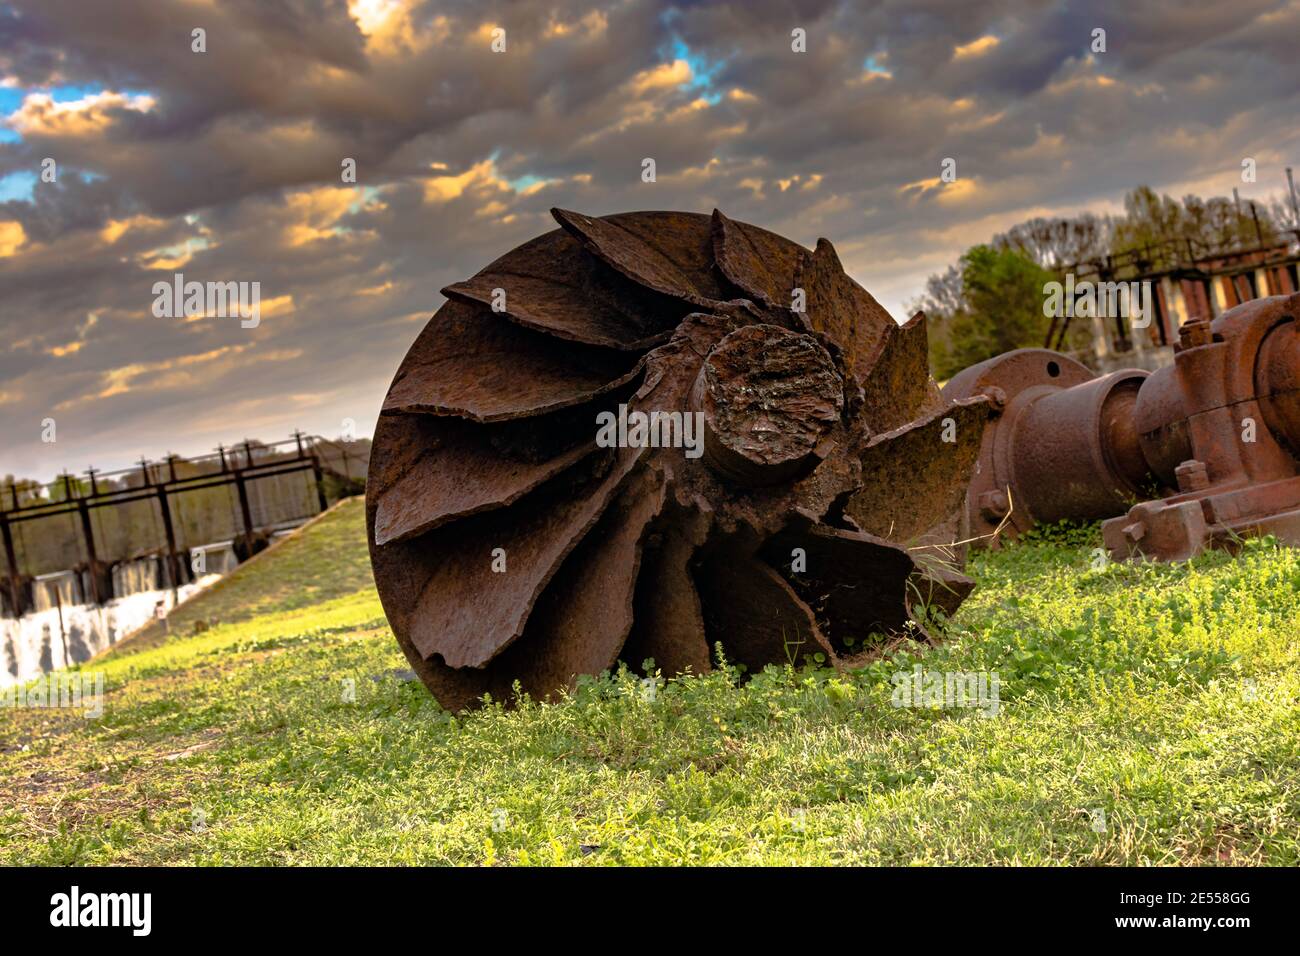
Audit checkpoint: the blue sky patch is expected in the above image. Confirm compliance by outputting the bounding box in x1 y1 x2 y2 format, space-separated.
666 38 723 104
0 170 36 202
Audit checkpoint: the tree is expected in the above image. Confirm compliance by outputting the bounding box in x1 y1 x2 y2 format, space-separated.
913 262 963 325
926 245 1057 380
992 214 1113 270
1267 194 1299 233
1111 186 1281 266
915 183 1299 380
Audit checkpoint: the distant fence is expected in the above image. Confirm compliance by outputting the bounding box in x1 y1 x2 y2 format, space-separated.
0 432 369 617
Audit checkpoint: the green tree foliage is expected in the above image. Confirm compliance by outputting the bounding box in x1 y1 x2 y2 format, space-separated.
916 184 1295 378
47 475 93 502
925 245 1056 380
0 477 41 507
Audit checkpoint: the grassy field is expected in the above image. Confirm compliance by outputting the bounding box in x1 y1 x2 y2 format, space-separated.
1 495 1297 865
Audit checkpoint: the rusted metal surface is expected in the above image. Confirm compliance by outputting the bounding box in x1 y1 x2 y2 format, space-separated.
694 324 844 486
944 349 1156 539
947 293 1300 562
368 209 991 711
1103 293 1300 560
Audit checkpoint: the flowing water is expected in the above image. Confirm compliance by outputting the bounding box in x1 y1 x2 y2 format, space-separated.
0 547 235 688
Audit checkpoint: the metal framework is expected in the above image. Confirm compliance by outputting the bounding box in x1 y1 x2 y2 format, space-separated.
1 432 344 617
1045 231 1300 361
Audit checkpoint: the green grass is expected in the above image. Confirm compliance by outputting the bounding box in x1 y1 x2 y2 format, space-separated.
113 498 378 655
1 498 1297 865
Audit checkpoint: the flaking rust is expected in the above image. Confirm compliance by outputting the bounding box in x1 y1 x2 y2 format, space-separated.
368 209 992 711
945 293 1300 563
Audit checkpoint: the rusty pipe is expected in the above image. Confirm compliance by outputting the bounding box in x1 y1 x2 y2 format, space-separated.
1132 363 1193 488
1008 370 1152 524
952 294 1300 561
943 349 1159 539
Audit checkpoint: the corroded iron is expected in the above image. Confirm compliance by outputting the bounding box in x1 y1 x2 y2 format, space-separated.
368 209 990 711
1103 293 1300 560
943 349 1156 540
946 293 1300 562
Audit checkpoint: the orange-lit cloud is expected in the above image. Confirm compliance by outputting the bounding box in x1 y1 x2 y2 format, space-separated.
953 35 999 59
631 59 693 94
7 89 155 136
100 215 165 244
0 221 26 256
282 186 362 246
61 345 304 408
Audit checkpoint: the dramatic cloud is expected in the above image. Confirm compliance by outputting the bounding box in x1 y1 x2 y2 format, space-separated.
1 0 1297 481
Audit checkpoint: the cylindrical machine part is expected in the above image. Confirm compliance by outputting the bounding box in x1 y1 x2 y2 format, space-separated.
1256 318 1300 459
1133 363 1193 489
949 296 1300 559
1009 370 1154 524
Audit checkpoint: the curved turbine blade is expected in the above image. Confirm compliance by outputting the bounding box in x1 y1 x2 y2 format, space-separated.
711 209 803 312
382 300 639 422
552 208 724 306
372 414 596 546
859 310 944 433
847 396 991 544
406 447 641 669
694 547 835 670
442 228 685 351
621 505 713 676
498 471 667 699
761 518 925 652
793 237 896 385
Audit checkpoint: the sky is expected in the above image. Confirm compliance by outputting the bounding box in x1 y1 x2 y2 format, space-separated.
1 0 1297 483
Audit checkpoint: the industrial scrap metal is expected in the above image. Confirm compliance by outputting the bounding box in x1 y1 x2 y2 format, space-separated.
367 209 991 711
944 293 1300 562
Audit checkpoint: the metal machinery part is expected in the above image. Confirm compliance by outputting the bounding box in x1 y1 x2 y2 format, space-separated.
942 349 1155 537
944 294 1300 562
367 208 992 711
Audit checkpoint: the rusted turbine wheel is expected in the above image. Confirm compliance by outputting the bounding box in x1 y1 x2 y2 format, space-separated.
367 209 990 711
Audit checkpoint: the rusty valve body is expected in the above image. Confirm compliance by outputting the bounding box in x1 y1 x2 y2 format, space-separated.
367 208 991 711
945 294 1300 561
